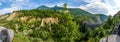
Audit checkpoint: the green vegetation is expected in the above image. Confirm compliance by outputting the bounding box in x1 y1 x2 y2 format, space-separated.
17 9 59 18
0 3 116 42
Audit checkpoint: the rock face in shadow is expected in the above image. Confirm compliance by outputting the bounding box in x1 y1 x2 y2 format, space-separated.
100 22 120 42
0 26 14 42
112 23 120 36
100 35 120 42
84 21 102 30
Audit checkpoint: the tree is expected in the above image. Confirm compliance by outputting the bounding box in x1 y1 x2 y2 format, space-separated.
103 16 113 29
63 3 67 11
51 12 80 42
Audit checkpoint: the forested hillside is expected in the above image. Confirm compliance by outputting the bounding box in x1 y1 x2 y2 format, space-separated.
0 3 113 42
37 5 108 24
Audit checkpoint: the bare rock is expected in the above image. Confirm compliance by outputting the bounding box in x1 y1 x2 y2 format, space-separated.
0 26 14 42
100 35 120 42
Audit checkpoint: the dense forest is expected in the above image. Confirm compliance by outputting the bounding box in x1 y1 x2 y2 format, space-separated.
0 3 119 42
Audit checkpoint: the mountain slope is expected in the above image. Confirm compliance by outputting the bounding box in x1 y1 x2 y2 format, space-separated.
37 6 92 16
0 6 110 42
0 9 81 42
37 5 108 23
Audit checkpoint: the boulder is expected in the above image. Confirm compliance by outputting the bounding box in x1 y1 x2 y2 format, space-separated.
100 37 107 42
0 26 14 42
100 22 120 42
100 35 120 42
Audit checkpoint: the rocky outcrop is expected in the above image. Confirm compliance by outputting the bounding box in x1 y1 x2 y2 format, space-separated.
112 22 120 36
100 35 120 42
0 26 14 42
114 11 120 17
20 16 29 22
6 11 16 21
100 22 120 42
84 21 102 30
0 15 9 20
40 17 59 27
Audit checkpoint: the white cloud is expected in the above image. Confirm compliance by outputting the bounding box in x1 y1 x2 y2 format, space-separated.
44 3 64 7
0 0 39 14
0 0 20 14
83 0 101 3
0 7 18 14
80 2 111 15
1 0 120 16
114 0 120 6
80 0 120 16
104 0 120 16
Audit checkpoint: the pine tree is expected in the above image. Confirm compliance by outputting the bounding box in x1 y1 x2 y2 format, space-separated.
63 3 67 11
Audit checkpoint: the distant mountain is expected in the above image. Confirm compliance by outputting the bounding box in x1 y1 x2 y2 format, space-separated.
37 5 108 23
94 14 108 23
37 5 92 16
37 5 51 10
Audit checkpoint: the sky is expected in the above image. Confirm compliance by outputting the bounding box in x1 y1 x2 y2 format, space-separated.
0 0 120 16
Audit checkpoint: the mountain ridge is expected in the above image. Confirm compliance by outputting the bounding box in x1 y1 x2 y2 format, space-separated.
37 5 92 16
37 5 108 23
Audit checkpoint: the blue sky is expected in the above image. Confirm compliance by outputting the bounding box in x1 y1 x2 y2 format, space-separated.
0 0 120 16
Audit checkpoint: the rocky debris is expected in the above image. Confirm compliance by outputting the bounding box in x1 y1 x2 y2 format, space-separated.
100 22 120 42
0 26 14 42
100 35 120 42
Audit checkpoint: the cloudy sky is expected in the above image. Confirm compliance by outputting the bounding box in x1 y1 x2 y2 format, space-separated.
0 0 120 16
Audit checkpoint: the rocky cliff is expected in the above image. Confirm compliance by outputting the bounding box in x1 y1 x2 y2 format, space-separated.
100 22 120 42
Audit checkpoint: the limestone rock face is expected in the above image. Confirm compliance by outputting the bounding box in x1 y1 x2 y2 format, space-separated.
0 26 14 42
100 35 120 42
40 17 59 26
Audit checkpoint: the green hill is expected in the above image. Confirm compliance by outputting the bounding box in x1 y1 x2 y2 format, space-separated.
37 5 108 23
0 9 80 42
0 4 110 42
37 5 92 16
